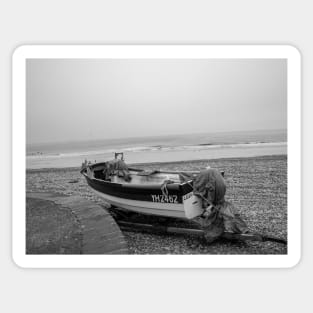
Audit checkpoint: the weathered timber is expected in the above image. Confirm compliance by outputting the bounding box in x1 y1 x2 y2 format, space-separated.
117 220 287 244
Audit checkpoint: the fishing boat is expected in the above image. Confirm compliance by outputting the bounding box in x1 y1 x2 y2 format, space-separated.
80 154 208 219
80 153 287 245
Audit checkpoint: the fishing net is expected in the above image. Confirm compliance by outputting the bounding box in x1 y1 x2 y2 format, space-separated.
192 168 248 242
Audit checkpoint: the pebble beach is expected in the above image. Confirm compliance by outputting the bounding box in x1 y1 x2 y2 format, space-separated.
26 155 287 254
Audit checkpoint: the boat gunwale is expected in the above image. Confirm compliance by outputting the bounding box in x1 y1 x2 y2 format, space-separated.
80 167 194 190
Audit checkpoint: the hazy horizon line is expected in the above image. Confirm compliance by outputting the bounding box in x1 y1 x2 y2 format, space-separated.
27 127 287 146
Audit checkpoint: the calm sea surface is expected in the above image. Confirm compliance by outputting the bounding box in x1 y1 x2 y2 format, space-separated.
27 129 287 169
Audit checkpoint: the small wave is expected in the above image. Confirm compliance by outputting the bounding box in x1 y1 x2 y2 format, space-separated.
123 146 154 152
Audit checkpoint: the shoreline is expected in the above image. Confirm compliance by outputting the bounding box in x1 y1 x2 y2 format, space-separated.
26 141 287 170
26 153 287 172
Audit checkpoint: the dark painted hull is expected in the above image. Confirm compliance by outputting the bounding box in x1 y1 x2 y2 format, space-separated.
81 164 203 219
85 174 192 203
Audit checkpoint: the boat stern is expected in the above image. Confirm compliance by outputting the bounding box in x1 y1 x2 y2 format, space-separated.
182 192 204 219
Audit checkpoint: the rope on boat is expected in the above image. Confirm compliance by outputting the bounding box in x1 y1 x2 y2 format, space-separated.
161 179 175 198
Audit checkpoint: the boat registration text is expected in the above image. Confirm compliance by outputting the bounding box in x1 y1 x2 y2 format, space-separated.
151 194 178 203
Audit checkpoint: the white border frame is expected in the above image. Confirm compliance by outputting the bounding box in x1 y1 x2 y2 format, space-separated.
12 45 301 268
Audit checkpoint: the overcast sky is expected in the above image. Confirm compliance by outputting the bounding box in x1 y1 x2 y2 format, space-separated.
26 58 287 144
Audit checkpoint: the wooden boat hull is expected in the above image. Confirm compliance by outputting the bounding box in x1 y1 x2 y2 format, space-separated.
81 163 204 219
92 189 187 218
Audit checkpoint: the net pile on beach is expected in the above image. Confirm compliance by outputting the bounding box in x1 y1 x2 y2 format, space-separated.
186 168 249 242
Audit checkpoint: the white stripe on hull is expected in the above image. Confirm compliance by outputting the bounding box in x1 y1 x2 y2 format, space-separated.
92 189 187 218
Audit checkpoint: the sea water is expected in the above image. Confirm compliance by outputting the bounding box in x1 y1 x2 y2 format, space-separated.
26 129 287 169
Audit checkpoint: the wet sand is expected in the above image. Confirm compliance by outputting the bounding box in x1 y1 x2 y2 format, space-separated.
26 155 287 254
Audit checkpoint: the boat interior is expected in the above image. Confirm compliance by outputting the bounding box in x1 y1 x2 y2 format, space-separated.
89 163 184 185
81 153 216 186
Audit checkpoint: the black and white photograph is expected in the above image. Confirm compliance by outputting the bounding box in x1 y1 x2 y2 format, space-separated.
3 2 310 312
12 45 300 267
